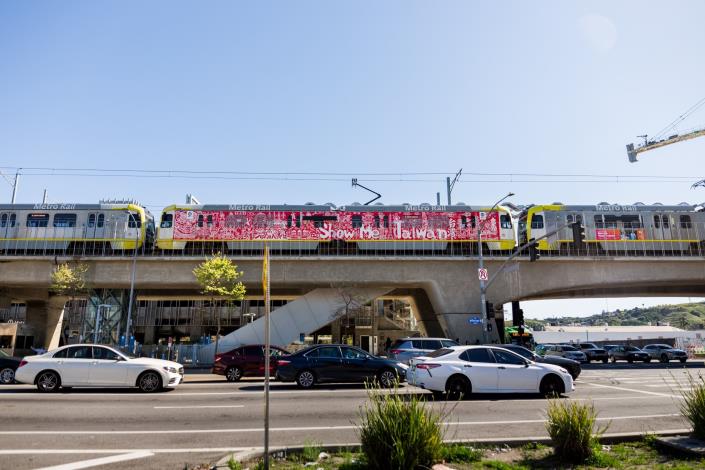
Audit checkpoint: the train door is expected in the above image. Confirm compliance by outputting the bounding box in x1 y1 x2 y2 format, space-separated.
0 212 17 249
86 213 105 239
652 214 673 242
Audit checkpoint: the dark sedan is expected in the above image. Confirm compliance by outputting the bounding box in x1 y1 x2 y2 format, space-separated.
276 344 408 388
576 343 609 363
0 350 21 384
213 345 289 381
609 345 651 363
498 344 581 380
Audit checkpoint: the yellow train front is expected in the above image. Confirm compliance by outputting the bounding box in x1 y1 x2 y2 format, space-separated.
0 202 154 253
518 203 705 255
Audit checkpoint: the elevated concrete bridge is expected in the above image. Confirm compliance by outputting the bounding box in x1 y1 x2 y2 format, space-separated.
1 255 704 349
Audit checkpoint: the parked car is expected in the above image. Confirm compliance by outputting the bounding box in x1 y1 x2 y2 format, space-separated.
387 337 459 364
603 345 619 353
0 350 21 384
575 343 609 363
642 344 688 363
543 344 588 363
212 344 289 381
275 344 407 388
14 344 184 393
534 344 551 356
407 346 573 399
496 344 581 380
608 345 651 363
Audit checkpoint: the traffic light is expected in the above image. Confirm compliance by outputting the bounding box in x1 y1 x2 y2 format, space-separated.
528 238 540 262
511 301 524 335
485 301 493 319
572 221 586 244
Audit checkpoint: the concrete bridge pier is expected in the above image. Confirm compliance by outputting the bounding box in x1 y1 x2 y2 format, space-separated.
25 297 67 350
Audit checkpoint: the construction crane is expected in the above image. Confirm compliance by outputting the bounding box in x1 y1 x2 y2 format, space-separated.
626 97 705 162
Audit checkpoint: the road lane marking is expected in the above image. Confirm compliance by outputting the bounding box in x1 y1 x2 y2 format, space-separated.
0 448 255 455
582 381 683 398
0 413 682 435
35 451 154 470
153 405 245 409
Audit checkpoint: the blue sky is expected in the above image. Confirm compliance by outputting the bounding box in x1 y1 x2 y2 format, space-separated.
1 1 704 318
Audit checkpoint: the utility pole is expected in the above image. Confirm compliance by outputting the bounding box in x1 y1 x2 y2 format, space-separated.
11 171 19 204
446 169 462 205
436 192 441 205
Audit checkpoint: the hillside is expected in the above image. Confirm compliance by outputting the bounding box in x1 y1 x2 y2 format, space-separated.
526 301 705 331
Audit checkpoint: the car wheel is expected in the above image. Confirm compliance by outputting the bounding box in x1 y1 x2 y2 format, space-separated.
36 371 60 393
138 371 162 393
680 358 687 363
602 358 608 364
296 370 316 389
431 390 446 401
628 358 633 364
445 375 471 400
660 354 669 363
540 375 565 397
225 366 243 382
0 367 15 384
377 369 397 388
645 358 651 363
610 356 616 363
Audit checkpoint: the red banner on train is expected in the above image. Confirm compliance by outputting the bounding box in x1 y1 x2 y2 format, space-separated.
172 210 501 241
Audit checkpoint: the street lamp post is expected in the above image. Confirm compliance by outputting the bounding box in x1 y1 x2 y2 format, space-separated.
478 192 514 343
124 214 141 352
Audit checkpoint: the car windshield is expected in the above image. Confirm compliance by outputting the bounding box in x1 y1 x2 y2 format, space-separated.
562 346 578 351
625 346 639 352
503 346 532 360
115 348 137 359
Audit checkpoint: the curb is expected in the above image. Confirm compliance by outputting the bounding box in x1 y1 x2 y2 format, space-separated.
213 429 691 468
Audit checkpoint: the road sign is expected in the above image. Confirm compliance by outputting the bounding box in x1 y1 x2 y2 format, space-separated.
468 317 482 325
478 268 489 281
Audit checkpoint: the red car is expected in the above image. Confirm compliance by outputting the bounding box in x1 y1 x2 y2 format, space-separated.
212 345 289 381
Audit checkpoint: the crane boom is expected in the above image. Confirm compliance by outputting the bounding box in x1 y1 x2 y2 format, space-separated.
627 126 705 162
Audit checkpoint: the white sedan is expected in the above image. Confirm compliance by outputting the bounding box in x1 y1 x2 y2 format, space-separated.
15 344 184 393
406 345 574 398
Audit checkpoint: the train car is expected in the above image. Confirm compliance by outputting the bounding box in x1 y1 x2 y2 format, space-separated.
0 201 154 253
518 202 705 254
155 202 516 253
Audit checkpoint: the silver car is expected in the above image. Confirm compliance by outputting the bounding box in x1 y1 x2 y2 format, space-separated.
543 344 588 363
387 337 459 364
642 344 688 363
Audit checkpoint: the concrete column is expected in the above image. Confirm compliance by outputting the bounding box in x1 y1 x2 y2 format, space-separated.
0 296 11 309
45 297 67 350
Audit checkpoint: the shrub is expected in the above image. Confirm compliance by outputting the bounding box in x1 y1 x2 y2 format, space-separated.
545 399 607 463
357 382 446 469
440 444 483 463
680 373 705 440
226 456 241 470
302 439 322 462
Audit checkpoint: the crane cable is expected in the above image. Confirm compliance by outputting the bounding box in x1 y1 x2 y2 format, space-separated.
650 96 705 142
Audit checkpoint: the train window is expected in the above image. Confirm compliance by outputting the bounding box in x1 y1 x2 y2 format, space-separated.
620 215 641 228
530 215 544 229
26 213 49 228
0 214 6 227
383 215 389 228
469 215 477 229
97 214 104 228
351 215 363 228
128 213 142 228
374 215 380 228
662 215 669 228
9 214 15 227
286 215 292 228
653 215 660 228
594 215 604 228
197 214 204 228
566 215 573 223
303 215 336 228
207 215 214 227
160 213 173 229
500 214 512 229
603 215 618 228
575 215 583 224
401 216 422 229
88 214 96 227
460 216 467 228
680 215 692 229
427 215 445 229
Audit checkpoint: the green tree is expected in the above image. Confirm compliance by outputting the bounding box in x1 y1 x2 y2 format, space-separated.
193 253 246 359
49 262 90 345
675 314 690 330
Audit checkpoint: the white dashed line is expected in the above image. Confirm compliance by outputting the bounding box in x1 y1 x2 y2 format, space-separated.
35 451 154 470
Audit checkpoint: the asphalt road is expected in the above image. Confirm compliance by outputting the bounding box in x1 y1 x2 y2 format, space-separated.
0 364 699 470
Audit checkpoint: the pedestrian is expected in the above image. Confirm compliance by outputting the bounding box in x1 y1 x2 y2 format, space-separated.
385 336 392 352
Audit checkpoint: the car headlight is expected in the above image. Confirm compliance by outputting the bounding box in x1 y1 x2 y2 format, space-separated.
163 366 178 373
